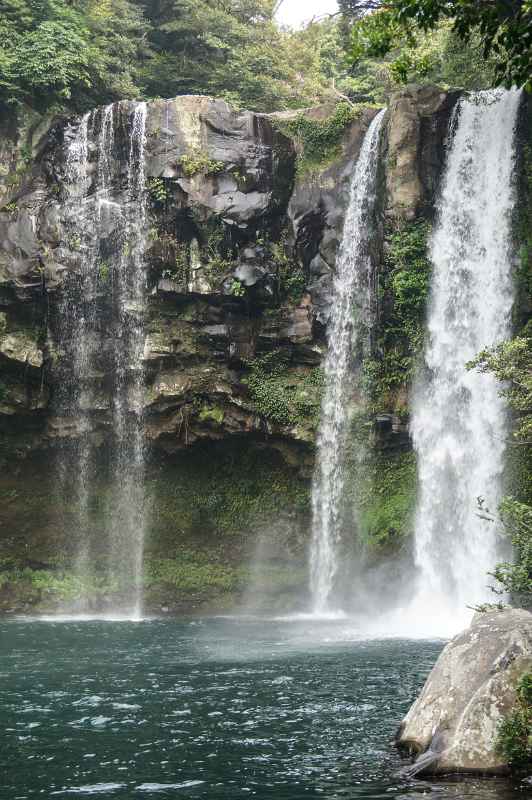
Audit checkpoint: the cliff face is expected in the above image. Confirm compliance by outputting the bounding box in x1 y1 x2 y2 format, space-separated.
2 85 522 614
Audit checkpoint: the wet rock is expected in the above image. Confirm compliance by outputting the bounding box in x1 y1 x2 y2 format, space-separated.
385 84 461 220
397 608 532 774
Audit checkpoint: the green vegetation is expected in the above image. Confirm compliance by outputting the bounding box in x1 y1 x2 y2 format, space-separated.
0 567 119 603
517 143 532 319
229 278 246 298
198 405 225 426
1 0 525 120
98 261 110 282
0 442 311 611
145 552 239 594
179 149 224 178
243 350 323 430
497 672 532 770
356 449 417 549
275 102 361 174
347 0 531 91
148 176 169 204
0 0 145 112
364 220 432 411
468 328 532 607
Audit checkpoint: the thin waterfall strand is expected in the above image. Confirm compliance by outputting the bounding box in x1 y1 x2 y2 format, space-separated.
408 89 521 634
109 102 149 619
309 110 385 613
58 102 149 617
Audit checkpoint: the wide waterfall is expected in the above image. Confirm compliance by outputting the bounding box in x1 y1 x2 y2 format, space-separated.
55 102 149 618
408 89 521 635
309 110 385 613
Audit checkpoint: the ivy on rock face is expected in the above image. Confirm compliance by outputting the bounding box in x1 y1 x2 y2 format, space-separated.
275 102 362 174
243 351 323 430
497 672 532 770
363 219 432 412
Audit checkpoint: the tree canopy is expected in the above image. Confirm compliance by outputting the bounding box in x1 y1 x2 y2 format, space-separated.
347 0 532 90
0 0 529 115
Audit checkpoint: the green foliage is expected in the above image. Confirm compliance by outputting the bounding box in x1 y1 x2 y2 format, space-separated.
348 0 531 91
179 148 224 178
243 350 323 429
276 102 361 174
0 567 119 601
139 0 348 113
229 278 246 297
198 405 225 426
497 672 532 770
357 450 417 548
149 442 310 546
0 0 146 112
469 329 532 607
484 498 532 604
148 176 168 204
468 334 532 443
365 220 431 410
517 144 532 315
98 261 110 282
267 231 306 304
145 552 239 593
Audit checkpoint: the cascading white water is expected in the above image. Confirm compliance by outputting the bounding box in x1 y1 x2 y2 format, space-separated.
109 102 148 619
309 110 385 614
408 89 521 635
58 112 93 603
58 102 149 617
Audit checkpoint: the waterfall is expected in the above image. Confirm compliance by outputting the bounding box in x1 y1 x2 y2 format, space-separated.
56 102 149 617
109 102 148 619
409 89 521 634
57 112 93 598
309 110 385 614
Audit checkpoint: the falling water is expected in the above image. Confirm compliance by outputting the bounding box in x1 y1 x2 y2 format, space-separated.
57 112 93 600
309 110 385 613
109 102 149 619
57 102 149 617
409 89 521 634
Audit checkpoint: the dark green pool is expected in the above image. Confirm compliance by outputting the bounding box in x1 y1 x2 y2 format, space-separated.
0 616 523 799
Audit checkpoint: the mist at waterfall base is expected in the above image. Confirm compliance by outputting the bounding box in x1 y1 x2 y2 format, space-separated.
2 616 521 800
298 89 521 638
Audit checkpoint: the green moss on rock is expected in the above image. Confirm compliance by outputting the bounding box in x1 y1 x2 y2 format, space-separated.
357 450 417 550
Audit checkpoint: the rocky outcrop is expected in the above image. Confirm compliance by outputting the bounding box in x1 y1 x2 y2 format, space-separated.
287 106 378 324
397 608 532 774
384 84 460 221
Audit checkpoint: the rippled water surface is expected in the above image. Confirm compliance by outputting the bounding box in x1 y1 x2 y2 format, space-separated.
0 617 523 799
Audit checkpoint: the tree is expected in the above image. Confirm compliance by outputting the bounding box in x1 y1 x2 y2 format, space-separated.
0 0 148 112
468 330 532 607
345 0 532 90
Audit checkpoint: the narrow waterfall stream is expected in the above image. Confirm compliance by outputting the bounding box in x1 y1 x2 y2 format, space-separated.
108 103 148 619
408 89 521 634
55 102 149 617
309 110 385 613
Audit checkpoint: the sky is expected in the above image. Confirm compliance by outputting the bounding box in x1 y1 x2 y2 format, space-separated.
275 0 339 28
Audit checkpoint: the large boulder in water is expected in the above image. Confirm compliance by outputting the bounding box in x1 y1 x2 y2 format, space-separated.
397 608 532 774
